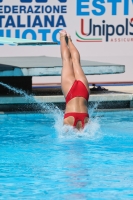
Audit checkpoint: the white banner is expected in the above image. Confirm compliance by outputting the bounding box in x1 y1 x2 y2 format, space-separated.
0 0 133 83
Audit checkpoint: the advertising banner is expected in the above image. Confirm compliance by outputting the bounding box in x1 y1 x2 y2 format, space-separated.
0 0 133 84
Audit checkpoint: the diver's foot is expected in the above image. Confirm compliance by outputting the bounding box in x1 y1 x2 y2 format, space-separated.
59 30 67 39
59 30 69 44
67 33 72 41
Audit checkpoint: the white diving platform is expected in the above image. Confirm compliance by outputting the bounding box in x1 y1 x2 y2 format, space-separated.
0 56 125 76
0 37 125 76
0 37 57 46
0 37 125 96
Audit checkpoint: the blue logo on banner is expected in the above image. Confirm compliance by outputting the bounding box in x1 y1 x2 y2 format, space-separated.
20 0 67 2
0 0 67 2
0 0 67 44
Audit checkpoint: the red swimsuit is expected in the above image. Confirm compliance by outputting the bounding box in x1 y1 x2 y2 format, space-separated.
64 80 89 128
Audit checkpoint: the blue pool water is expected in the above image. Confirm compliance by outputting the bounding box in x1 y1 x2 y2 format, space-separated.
0 110 133 199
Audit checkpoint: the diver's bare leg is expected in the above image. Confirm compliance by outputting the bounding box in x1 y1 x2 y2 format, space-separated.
67 34 89 92
60 30 75 97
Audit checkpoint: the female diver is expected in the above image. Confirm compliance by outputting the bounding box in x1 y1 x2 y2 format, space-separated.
60 30 90 130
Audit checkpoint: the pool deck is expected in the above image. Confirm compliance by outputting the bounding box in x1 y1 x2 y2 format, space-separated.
0 85 133 112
